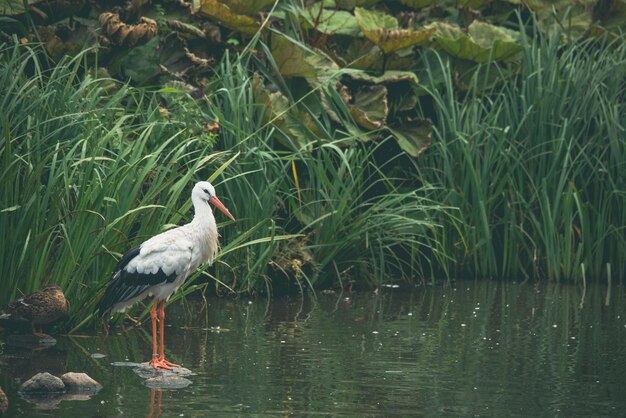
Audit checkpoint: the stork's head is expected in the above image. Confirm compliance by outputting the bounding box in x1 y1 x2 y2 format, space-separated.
193 181 236 221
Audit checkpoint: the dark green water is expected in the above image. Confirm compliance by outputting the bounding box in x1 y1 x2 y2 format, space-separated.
1 282 625 417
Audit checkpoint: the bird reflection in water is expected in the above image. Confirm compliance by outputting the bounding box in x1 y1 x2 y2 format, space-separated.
147 389 163 418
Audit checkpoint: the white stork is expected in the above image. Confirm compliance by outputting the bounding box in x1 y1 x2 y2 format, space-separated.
96 181 235 369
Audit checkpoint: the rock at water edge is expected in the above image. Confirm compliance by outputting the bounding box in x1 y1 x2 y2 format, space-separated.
60 373 102 394
0 386 8 415
133 362 194 379
19 373 65 394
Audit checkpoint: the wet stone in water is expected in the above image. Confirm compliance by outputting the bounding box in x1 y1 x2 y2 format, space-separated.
19 372 65 394
0 386 7 415
61 372 102 394
144 376 192 389
133 362 194 379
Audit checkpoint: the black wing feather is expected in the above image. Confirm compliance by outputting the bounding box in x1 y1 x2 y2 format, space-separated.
96 246 178 316
116 246 141 270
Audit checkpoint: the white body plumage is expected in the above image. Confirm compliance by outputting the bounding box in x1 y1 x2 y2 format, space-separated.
97 181 234 315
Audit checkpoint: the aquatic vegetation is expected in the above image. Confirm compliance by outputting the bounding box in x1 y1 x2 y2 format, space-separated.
413 21 626 281
205 49 447 291
4 283 625 416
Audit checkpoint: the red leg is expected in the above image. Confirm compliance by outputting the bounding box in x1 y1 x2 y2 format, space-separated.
147 388 155 418
158 301 165 360
149 300 180 369
147 389 163 418
148 298 159 368
156 389 163 417
157 300 180 368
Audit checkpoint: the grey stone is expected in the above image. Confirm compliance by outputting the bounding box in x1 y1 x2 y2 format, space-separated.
0 386 8 415
144 376 192 389
133 362 194 379
19 373 65 394
60 373 102 394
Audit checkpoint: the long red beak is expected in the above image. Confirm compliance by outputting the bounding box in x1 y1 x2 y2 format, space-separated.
209 196 235 221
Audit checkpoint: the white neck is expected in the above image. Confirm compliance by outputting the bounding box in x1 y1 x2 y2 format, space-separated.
191 194 216 228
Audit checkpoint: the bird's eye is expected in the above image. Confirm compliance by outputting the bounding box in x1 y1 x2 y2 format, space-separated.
203 188 211 196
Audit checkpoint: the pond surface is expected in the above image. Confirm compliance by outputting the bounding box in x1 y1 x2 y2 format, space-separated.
1 281 626 417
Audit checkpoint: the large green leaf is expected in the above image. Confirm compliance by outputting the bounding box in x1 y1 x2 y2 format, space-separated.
0 0 42 15
337 69 430 155
221 0 275 15
252 75 319 150
198 0 261 35
330 38 415 72
468 21 521 50
354 7 434 53
348 84 388 130
270 33 339 83
387 118 432 157
328 37 383 70
433 21 522 62
120 37 161 84
301 3 361 36
347 69 418 85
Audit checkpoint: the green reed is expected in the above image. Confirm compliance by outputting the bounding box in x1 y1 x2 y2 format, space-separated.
203 49 297 295
414 24 626 282
203 39 448 290
284 140 447 287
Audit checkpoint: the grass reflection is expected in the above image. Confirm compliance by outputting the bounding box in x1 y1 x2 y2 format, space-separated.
2 282 624 416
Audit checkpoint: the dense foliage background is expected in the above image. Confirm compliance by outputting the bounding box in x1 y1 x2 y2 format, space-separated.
0 0 625 330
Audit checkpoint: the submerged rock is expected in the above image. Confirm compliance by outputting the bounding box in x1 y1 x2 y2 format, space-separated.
60 373 102 394
130 362 195 389
144 375 192 389
19 372 65 394
0 386 8 416
133 362 194 379
18 372 101 409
